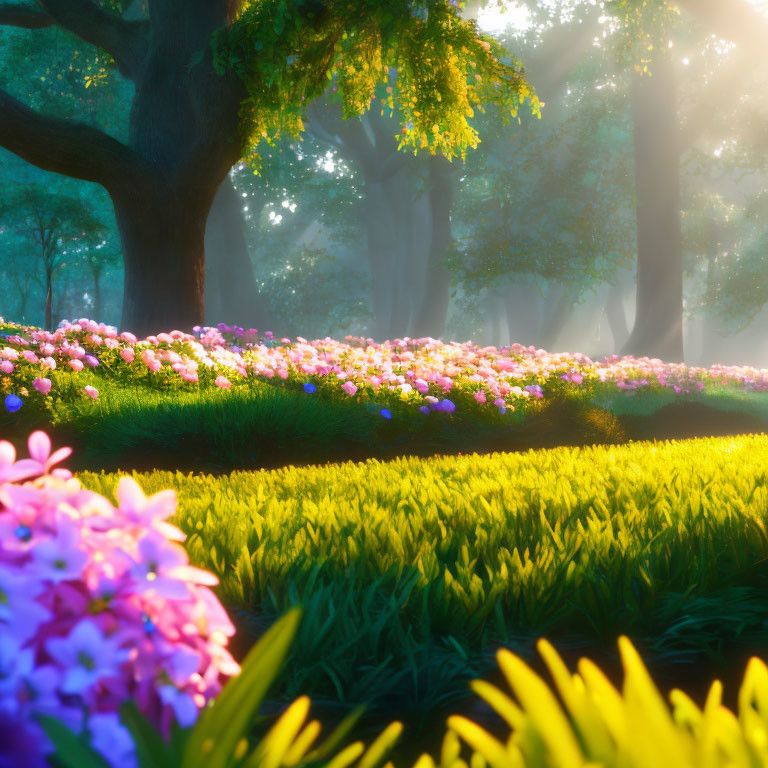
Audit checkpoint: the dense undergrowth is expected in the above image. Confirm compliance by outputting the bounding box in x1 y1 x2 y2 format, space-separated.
78 433 768 743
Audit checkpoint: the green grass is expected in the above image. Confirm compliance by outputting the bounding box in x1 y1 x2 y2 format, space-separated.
6 368 767 473
78 433 768 724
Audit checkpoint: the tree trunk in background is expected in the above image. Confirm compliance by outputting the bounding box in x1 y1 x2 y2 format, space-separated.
44 267 52 331
365 175 401 339
623 55 684 362
505 280 542 348
91 268 102 323
605 280 629 352
538 286 575 351
412 155 458 340
699 229 722 367
386 165 416 339
204 174 266 329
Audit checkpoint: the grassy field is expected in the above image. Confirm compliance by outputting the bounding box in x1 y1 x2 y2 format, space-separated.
4 368 768 473
77 432 768 742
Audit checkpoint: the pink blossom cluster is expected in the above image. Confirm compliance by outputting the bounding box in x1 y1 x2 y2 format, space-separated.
3 318 768 418
0 430 239 767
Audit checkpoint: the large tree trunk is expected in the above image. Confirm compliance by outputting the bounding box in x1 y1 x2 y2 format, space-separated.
204 174 266 329
114 189 208 336
623 55 684 362
412 155 458 340
0 0 245 339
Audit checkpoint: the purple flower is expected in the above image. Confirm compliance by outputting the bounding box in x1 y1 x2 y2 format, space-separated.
0 711 47 768
46 620 129 694
438 399 456 413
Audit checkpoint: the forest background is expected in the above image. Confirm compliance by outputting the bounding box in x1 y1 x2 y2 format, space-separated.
2 0 768 368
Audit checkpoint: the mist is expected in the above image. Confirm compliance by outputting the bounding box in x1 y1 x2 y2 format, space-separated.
3 0 768 369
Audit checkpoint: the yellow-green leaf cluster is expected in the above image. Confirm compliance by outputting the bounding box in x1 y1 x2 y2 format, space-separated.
213 0 539 166
79 434 768 638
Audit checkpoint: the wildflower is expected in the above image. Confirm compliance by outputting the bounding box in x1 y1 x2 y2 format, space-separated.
32 378 52 396
380 408 392 419
303 383 317 394
84 386 99 400
68 359 85 372
46 620 129 694
4 394 22 413
120 348 135 364
341 381 358 396
214 376 231 390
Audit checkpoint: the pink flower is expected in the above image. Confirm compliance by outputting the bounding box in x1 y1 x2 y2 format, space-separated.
84 385 99 400
27 430 72 474
215 376 231 390
32 378 52 396
474 391 487 404
68 359 84 372
0 361 13 374
22 351 39 364
119 348 135 364
341 381 358 396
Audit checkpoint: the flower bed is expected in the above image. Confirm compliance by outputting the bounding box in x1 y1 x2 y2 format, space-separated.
0 431 238 767
2 318 768 421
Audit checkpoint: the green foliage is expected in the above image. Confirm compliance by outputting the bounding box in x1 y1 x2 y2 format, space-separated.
213 0 540 166
77 433 768 708
41 604 768 768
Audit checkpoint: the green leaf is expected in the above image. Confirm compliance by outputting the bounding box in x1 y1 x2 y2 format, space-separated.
181 608 302 768
37 715 111 768
120 700 179 768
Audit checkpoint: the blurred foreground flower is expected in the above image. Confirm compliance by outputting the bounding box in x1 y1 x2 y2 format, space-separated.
0 431 238 767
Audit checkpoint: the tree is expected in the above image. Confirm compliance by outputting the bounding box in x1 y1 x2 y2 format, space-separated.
0 0 538 338
0 183 106 329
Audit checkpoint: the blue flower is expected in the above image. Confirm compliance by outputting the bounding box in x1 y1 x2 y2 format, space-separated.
303 383 317 394
4 394 22 413
439 399 456 413
380 408 392 419
14 525 31 541
419 405 430 415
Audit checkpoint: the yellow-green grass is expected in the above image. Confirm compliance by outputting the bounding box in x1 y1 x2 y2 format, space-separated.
79 434 768 710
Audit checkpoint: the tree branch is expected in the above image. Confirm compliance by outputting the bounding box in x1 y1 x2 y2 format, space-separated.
0 87 143 192
34 0 149 80
0 3 53 28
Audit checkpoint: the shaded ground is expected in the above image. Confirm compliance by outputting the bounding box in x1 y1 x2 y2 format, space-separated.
4 393 765 475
